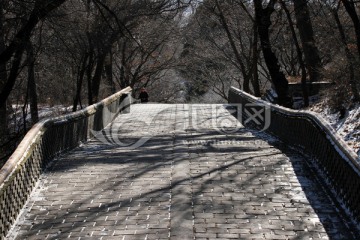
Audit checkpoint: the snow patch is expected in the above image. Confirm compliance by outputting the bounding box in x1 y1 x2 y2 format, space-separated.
308 103 360 158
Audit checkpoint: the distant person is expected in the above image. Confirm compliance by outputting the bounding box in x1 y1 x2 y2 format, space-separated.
139 87 149 103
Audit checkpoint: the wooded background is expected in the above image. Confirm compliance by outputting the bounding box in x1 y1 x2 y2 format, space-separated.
1 0 360 164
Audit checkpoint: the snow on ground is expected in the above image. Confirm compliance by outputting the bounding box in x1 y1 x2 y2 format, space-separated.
11 104 73 121
38 105 73 119
8 105 74 134
307 102 360 158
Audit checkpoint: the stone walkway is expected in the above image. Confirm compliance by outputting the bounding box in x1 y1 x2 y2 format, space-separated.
6 104 359 239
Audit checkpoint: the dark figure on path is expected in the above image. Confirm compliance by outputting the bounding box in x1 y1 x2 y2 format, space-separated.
139 88 149 103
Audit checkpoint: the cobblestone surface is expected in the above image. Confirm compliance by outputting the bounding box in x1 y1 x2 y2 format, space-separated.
6 104 359 239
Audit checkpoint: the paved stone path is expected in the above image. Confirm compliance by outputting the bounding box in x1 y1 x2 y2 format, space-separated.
6 104 359 239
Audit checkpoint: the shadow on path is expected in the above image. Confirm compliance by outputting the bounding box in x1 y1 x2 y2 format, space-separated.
6 104 359 239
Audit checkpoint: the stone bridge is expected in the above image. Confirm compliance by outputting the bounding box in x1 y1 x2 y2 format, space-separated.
1 87 360 239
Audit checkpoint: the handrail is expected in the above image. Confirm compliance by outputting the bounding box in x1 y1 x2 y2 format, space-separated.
228 86 360 224
0 87 132 239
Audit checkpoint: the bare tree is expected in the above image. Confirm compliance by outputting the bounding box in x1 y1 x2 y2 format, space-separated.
293 0 322 82
254 0 290 106
0 0 67 106
332 2 360 102
280 0 309 106
341 0 360 59
26 42 39 124
179 0 263 101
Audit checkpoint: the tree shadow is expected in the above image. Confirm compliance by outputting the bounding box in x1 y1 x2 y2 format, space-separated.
7 104 359 240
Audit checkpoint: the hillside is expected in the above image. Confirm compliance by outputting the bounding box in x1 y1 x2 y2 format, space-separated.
308 102 360 158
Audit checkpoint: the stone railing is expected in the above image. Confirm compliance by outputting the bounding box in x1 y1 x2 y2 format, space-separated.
228 86 360 224
0 87 132 239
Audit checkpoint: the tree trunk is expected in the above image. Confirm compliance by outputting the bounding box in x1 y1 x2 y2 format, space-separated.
333 6 360 102
281 1 309 107
119 40 129 89
26 43 39 124
293 0 322 82
254 0 290 107
105 50 116 94
87 48 94 105
251 22 261 97
1 48 24 107
73 54 88 111
214 0 250 93
0 0 8 139
91 52 107 103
